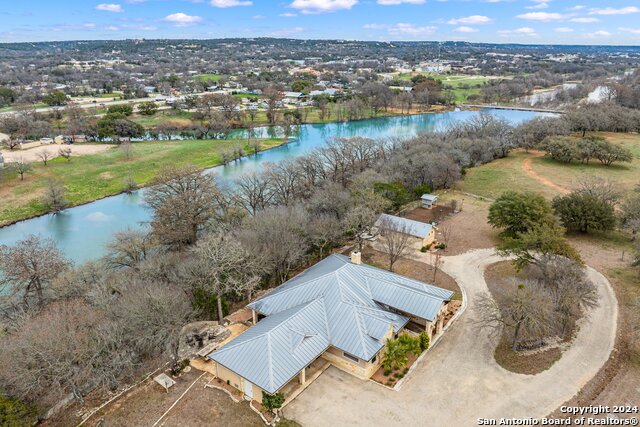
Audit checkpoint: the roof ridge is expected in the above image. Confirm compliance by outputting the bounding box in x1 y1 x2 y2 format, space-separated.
250 262 348 307
215 300 321 354
362 269 452 299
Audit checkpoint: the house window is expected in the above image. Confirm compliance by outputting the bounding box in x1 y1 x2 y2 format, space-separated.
343 352 359 363
371 354 377 363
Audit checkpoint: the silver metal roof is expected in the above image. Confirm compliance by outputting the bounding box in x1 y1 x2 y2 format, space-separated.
375 213 434 239
209 254 453 394
421 194 438 201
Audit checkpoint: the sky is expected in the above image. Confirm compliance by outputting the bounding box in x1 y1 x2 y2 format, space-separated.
1 0 640 45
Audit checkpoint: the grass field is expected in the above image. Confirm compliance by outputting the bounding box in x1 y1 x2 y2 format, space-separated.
394 73 498 103
194 73 224 82
458 132 640 200
0 138 284 226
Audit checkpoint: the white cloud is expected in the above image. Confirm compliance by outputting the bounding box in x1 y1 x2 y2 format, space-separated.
589 7 640 16
105 25 120 31
569 17 599 23
526 0 549 10
163 13 203 26
588 30 611 37
210 0 253 7
516 12 566 21
447 15 493 25
555 27 574 32
388 23 436 36
454 26 478 33
377 0 426 5
567 4 585 11
96 3 123 12
289 0 358 14
280 12 298 17
498 27 538 36
364 22 437 36
619 27 640 34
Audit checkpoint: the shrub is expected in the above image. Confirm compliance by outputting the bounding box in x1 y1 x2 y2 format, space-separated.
420 246 428 253
419 331 430 352
488 191 554 237
262 393 285 414
0 395 37 427
383 368 391 376
403 367 409 374
552 192 616 234
435 242 446 250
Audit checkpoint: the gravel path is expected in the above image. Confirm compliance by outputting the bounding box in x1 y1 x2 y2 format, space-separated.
284 248 618 426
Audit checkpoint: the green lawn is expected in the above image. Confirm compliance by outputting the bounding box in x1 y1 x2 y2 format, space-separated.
194 74 224 82
394 73 500 103
0 138 284 225
458 132 640 200
131 110 195 128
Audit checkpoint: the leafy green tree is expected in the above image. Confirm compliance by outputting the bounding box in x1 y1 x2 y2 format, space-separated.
291 79 314 93
382 339 408 372
262 392 285 414
373 182 412 210
552 192 616 234
488 191 554 237
42 90 68 106
498 222 583 282
419 331 430 352
0 395 37 427
538 136 580 163
107 104 134 116
137 101 159 116
0 87 16 107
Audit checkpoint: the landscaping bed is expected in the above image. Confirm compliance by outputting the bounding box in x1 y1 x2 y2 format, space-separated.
484 261 569 375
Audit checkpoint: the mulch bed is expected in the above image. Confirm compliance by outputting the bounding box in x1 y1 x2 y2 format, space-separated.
371 352 419 388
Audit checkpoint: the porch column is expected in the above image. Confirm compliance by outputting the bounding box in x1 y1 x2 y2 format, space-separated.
426 321 433 341
252 310 257 325
299 368 306 385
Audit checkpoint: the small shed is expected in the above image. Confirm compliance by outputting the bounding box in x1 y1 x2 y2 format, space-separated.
154 373 176 392
421 194 438 209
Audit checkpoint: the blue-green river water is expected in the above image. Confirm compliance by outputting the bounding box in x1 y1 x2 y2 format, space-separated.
0 109 548 263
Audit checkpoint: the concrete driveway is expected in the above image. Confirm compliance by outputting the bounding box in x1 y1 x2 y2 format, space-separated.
284 248 618 426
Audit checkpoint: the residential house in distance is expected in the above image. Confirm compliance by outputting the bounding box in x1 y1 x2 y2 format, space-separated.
207 253 453 403
375 213 436 248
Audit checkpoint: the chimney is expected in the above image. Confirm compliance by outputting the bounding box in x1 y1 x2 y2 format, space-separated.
350 251 362 265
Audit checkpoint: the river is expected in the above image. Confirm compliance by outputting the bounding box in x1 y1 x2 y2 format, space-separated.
0 109 548 263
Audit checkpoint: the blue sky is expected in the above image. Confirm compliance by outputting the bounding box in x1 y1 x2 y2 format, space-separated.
2 0 640 45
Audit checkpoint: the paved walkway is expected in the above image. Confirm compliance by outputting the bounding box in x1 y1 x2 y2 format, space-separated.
284 248 618 427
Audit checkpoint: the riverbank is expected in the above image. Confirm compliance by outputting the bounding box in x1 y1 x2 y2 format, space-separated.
130 104 454 130
0 138 285 227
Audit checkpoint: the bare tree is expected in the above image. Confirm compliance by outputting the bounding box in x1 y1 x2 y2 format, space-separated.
12 157 31 181
120 140 134 160
308 214 343 259
41 179 69 213
58 147 72 161
378 217 412 272
343 205 378 253
233 171 274 215
239 205 309 284
104 229 154 271
439 223 455 251
184 233 262 322
111 279 194 363
476 280 554 351
36 150 53 166
0 300 113 406
144 165 221 248
0 235 70 309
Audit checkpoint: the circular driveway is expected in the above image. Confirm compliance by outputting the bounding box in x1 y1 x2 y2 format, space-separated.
283 249 618 426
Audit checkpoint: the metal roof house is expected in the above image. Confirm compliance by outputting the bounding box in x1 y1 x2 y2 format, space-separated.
208 253 453 403
375 214 437 247
421 193 439 208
